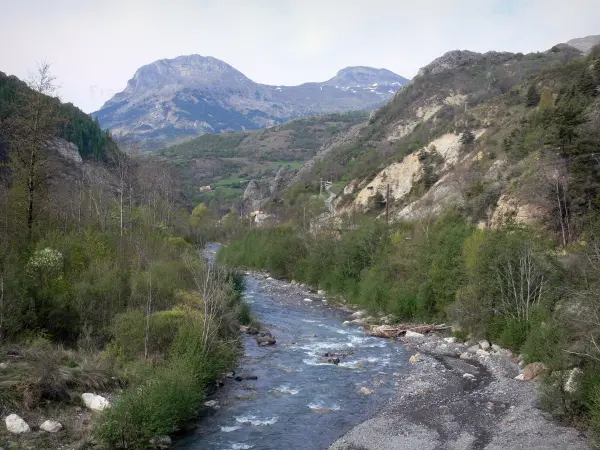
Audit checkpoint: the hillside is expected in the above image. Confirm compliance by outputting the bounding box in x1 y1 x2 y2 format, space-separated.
155 110 368 211
281 42 600 239
0 71 117 162
93 55 408 150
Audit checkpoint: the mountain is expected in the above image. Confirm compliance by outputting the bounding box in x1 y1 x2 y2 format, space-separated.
154 111 367 211
269 40 600 233
566 34 600 53
93 55 408 149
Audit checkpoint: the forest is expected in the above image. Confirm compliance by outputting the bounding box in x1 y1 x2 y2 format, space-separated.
0 65 249 449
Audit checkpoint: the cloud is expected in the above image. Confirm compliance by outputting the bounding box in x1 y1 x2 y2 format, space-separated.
1 0 598 113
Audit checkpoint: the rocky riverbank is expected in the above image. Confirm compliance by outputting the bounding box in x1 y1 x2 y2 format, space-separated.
329 332 589 450
244 271 589 449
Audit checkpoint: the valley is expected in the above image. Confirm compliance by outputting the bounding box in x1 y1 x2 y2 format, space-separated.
1 5 600 447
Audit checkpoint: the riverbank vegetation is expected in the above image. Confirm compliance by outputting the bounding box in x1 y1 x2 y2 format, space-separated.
0 65 249 449
217 211 600 440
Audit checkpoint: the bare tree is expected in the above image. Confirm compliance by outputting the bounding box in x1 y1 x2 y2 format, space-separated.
494 246 546 322
5 62 60 241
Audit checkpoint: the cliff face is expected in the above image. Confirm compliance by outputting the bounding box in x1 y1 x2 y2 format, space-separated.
281 39 600 235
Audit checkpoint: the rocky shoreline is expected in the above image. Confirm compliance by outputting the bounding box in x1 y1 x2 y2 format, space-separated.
247 271 589 449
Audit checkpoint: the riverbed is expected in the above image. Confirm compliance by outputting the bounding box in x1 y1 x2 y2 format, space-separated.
175 247 409 450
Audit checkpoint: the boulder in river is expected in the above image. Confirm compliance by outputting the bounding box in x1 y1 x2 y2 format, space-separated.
359 387 374 395
257 336 276 346
479 340 491 351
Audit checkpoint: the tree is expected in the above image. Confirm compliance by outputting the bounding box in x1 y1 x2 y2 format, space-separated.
525 85 541 107
578 71 597 97
539 88 554 111
4 62 60 242
460 130 475 147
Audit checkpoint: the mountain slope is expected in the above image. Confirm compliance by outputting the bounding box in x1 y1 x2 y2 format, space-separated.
94 55 408 149
154 111 368 211
0 71 117 161
278 41 600 238
566 34 600 53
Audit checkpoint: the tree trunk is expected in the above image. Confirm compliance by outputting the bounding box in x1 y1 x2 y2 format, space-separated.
144 273 152 360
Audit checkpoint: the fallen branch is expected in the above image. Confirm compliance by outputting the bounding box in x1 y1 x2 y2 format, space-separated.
368 323 451 338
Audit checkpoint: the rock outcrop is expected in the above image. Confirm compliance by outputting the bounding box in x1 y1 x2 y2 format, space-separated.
81 393 111 411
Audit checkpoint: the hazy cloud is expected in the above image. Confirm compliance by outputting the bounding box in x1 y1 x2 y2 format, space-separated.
1 0 599 112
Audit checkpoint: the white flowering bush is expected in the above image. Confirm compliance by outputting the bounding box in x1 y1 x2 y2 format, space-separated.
26 247 64 280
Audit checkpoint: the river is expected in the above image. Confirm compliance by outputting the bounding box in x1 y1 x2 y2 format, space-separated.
175 244 409 450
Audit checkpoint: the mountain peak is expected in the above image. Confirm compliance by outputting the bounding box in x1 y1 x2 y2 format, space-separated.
120 54 250 97
325 66 408 88
565 35 600 53
95 56 409 149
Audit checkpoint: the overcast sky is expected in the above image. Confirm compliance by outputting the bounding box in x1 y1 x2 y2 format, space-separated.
1 0 599 113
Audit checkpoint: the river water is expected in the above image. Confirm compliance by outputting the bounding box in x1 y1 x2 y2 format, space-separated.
176 245 409 450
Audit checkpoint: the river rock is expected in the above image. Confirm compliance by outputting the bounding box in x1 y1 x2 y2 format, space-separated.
40 420 62 433
405 330 425 338
463 373 475 380
81 393 111 411
5 414 30 434
522 362 549 381
479 340 491 351
149 435 172 448
467 345 480 353
476 349 490 357
317 290 326 296
459 352 471 360
409 353 421 363
204 400 220 408
359 387 374 395
303 298 313 302
443 337 456 344
491 344 502 353
257 336 276 346
0 362 8 369
350 310 367 319
370 325 396 338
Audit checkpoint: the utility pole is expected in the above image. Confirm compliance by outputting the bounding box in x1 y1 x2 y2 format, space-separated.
385 184 390 225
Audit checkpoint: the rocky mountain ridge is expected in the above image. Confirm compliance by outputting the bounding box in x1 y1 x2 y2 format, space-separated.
271 38 600 235
94 55 408 150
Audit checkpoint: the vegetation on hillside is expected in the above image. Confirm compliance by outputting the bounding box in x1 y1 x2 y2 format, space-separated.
0 66 250 448
0 69 117 161
218 45 600 442
154 111 368 211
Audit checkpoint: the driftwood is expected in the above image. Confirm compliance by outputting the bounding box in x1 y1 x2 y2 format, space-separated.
368 323 451 339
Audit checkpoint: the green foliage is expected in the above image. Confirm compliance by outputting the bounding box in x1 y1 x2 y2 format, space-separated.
525 85 541 107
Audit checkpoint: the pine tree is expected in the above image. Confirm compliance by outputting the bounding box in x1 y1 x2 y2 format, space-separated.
593 60 600 85
525 85 540 107
460 130 475 147
578 71 597 97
